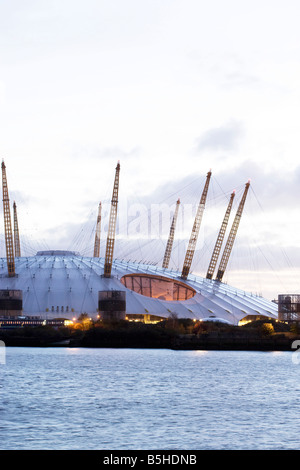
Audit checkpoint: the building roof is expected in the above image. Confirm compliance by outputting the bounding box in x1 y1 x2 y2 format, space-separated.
0 252 278 324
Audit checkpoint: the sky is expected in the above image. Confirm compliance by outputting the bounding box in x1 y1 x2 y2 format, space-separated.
1 0 300 300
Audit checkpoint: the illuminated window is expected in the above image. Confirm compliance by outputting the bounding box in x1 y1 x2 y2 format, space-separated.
121 274 196 301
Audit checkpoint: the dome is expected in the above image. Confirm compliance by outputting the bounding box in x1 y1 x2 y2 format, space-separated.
0 161 279 326
0 253 278 325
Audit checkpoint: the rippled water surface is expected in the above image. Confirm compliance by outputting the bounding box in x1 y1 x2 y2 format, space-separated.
1 347 300 450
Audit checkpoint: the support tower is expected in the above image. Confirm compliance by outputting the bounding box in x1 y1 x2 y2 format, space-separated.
206 191 235 279
216 181 250 282
104 162 120 278
162 198 180 269
2 161 15 277
181 170 211 280
13 201 21 258
93 202 102 258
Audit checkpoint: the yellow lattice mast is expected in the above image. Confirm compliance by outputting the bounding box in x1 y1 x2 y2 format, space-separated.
93 202 102 258
181 170 212 280
2 161 15 277
13 201 21 258
104 162 120 278
206 190 235 279
216 181 250 282
162 198 180 269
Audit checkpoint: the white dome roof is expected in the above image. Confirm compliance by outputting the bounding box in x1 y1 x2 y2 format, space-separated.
0 252 278 325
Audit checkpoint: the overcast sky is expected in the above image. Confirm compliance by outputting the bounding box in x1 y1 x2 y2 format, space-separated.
1 0 300 300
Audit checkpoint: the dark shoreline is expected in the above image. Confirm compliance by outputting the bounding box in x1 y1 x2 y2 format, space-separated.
0 318 298 352
0 332 297 352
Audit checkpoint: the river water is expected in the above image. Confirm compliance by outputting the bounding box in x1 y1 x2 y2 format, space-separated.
1 347 300 450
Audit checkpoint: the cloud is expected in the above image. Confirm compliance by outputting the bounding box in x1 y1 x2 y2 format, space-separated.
68 143 141 163
222 71 261 89
216 159 300 212
195 120 244 153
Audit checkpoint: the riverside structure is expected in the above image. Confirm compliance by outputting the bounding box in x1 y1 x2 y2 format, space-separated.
0 160 278 325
